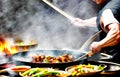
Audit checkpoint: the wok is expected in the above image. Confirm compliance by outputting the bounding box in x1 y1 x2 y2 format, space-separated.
11 30 102 69
12 50 87 69
11 50 113 70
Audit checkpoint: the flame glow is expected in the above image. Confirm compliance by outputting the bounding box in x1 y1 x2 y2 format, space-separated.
0 38 29 55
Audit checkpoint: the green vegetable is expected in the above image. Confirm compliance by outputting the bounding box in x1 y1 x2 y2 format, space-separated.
72 71 77 76
48 71 60 75
98 65 104 70
21 68 41 76
32 71 47 77
21 69 31 76
29 68 39 75
21 68 64 77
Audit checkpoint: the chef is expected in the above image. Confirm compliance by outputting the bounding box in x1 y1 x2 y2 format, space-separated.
72 0 120 63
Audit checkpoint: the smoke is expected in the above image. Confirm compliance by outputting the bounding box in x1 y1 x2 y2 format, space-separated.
0 0 101 50
0 52 10 64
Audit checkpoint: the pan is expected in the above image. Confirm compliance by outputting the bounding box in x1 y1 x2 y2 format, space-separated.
11 30 109 69
65 63 106 76
11 50 113 70
65 60 120 76
11 50 87 70
97 61 120 76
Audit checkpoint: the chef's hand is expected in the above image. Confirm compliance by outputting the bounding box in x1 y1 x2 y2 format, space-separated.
92 0 106 4
90 42 103 54
71 18 85 27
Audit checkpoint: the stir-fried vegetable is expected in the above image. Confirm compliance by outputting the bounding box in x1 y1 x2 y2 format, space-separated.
67 64 105 76
20 68 68 77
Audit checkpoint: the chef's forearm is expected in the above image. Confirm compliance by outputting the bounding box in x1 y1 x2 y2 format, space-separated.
82 17 97 25
98 23 120 48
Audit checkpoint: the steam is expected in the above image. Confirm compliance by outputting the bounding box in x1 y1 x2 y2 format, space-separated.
0 0 101 50
0 53 10 64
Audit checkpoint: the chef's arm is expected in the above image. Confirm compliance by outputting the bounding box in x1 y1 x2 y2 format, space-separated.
71 17 97 27
82 17 97 26
98 9 120 48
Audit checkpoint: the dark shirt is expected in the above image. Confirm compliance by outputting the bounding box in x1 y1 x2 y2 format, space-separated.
96 0 120 63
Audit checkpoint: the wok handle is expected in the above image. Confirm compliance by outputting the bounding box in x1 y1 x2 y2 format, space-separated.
86 51 94 57
74 51 94 61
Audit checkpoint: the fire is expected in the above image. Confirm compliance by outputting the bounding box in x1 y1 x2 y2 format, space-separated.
0 37 29 56
0 39 18 56
0 41 4 52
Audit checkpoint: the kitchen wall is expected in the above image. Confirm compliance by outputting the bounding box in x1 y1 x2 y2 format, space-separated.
0 0 102 50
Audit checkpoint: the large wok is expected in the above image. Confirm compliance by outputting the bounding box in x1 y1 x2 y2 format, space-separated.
11 50 112 70
12 50 87 69
11 31 111 69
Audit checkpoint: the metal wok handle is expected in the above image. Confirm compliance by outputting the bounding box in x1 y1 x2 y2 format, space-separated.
74 51 94 61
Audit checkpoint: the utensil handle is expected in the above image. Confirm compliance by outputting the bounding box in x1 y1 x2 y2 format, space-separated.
80 30 102 51
42 0 74 21
86 51 94 57
74 51 94 61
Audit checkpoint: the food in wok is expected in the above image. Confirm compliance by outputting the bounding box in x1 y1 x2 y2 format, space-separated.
31 54 74 63
12 50 84 69
20 68 70 77
14 38 37 47
65 64 106 76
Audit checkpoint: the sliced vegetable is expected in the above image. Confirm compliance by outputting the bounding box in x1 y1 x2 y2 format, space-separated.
20 68 68 77
66 64 106 76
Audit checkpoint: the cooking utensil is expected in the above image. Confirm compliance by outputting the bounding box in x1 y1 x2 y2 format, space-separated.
12 50 86 69
66 60 120 76
74 51 94 61
42 0 74 21
11 30 105 69
93 61 120 75
99 53 112 61
74 30 102 61
80 30 102 51
11 50 111 70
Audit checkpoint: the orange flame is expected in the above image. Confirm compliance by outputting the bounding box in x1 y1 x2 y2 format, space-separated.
0 41 5 52
0 38 29 56
0 39 19 56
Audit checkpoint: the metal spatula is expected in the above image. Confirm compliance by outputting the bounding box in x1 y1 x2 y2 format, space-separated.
74 30 102 61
